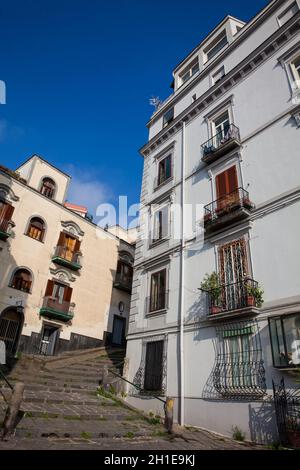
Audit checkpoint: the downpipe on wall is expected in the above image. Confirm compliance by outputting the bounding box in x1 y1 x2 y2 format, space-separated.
179 119 186 426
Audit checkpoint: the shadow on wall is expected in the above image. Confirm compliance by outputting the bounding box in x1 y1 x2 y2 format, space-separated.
248 401 278 444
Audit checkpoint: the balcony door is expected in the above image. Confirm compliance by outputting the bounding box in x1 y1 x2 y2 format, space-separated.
57 232 80 262
213 111 230 147
215 166 239 212
218 239 249 310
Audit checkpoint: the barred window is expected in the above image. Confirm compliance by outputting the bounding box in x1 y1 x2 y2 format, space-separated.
212 320 266 399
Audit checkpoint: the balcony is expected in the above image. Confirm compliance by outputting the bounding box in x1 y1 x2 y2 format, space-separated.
204 188 254 233
39 296 74 322
206 279 260 321
113 273 133 293
52 246 81 271
201 124 241 164
0 219 12 241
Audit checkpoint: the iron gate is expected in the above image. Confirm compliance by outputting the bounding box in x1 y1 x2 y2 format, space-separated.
273 378 300 447
0 311 21 355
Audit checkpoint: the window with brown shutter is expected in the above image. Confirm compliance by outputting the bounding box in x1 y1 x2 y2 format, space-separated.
63 286 73 303
216 166 239 211
10 269 32 293
0 203 14 232
45 280 55 297
27 217 45 241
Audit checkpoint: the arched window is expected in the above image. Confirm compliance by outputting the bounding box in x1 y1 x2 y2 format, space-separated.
10 269 32 293
40 178 56 199
27 217 45 241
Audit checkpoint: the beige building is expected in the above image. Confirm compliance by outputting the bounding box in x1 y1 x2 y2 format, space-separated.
0 155 135 356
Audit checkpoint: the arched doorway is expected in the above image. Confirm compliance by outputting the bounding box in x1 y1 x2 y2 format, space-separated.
0 307 24 356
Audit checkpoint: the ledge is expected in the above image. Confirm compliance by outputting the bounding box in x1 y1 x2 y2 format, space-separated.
40 308 74 322
202 138 241 164
207 306 260 321
205 207 252 233
52 256 81 271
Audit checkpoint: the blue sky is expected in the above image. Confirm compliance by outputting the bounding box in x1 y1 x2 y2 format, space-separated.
0 0 268 223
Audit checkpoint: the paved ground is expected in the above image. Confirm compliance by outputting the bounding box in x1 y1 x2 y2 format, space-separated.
0 350 265 450
0 428 263 450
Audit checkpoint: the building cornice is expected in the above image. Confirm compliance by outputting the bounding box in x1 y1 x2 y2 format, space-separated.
148 0 288 126
141 11 300 157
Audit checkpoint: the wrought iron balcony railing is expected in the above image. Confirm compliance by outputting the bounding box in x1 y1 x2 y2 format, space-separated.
204 187 253 224
201 124 240 162
113 273 133 292
146 291 169 314
207 278 259 315
52 246 81 270
40 296 74 322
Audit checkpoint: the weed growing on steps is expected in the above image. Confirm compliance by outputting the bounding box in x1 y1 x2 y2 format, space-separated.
80 431 92 440
124 431 135 439
232 426 246 442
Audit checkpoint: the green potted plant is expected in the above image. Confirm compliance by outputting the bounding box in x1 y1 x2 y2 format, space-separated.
286 417 300 448
245 282 264 308
200 272 222 314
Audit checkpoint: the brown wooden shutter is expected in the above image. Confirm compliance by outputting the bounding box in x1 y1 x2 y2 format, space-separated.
45 280 54 297
216 172 227 199
57 231 66 247
74 239 81 253
227 166 238 193
3 204 14 222
63 286 73 302
116 260 122 274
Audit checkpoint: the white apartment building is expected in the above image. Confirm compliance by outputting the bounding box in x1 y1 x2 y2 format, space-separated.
126 0 300 444
0 155 135 356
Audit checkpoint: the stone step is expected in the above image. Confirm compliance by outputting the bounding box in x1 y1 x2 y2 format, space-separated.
14 417 157 440
8 372 100 385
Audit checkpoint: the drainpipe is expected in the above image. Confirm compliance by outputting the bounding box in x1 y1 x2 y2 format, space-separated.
179 119 186 426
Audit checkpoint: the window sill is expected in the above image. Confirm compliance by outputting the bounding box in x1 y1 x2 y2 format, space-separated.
8 285 32 295
149 237 170 249
24 233 45 243
146 308 167 317
154 177 173 192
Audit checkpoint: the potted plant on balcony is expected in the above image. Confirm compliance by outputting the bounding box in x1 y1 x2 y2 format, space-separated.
242 196 253 210
203 211 212 224
200 272 222 315
245 282 264 308
286 417 300 448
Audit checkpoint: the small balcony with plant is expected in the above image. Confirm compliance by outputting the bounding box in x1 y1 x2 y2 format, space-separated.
39 296 74 322
52 245 82 271
201 124 241 164
204 188 254 233
200 272 264 320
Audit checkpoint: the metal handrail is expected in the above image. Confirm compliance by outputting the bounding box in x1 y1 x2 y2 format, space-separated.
204 187 252 218
105 361 166 405
206 278 259 313
201 123 240 155
53 246 81 265
0 367 13 390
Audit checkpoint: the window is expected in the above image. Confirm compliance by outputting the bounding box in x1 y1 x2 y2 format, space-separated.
0 201 14 232
212 66 225 85
204 32 228 62
157 154 172 186
40 178 56 199
45 279 73 305
163 108 174 128
27 217 45 242
144 340 164 392
10 269 32 293
56 232 81 262
290 56 300 89
149 269 167 312
215 165 239 208
278 2 299 26
116 260 133 287
179 58 199 86
269 314 300 368
152 205 169 243
212 111 230 146
212 321 266 398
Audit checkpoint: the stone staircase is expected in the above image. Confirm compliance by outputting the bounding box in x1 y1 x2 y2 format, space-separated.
0 348 164 441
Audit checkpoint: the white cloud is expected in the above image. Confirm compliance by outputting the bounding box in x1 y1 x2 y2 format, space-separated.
65 165 114 220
